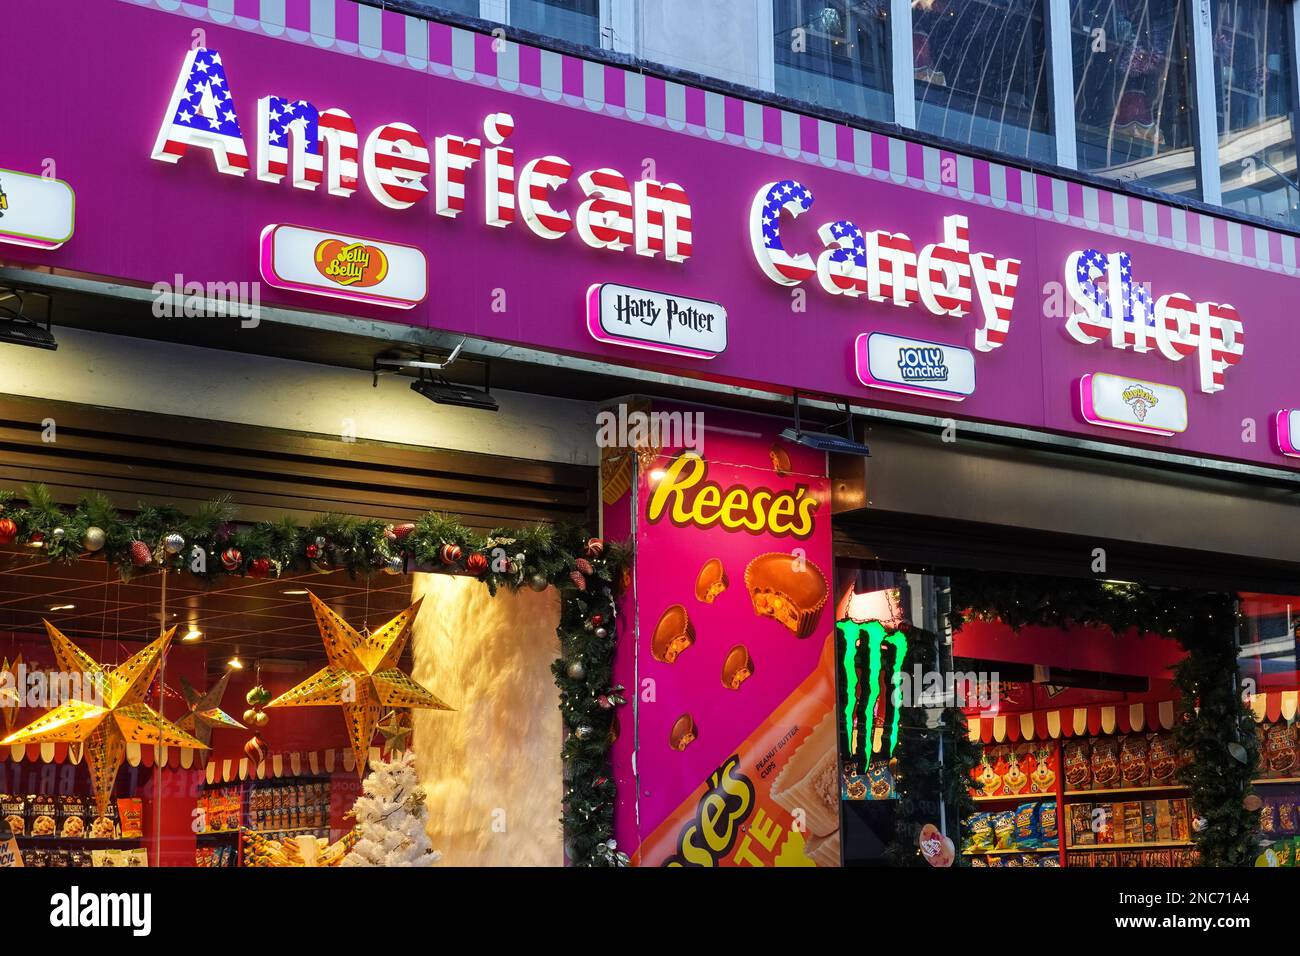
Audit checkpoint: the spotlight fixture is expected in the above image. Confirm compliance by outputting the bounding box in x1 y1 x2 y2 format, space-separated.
182 628 203 641
227 656 244 670
780 393 870 457
410 376 499 411
47 603 76 612
374 341 498 412
281 589 309 596
0 289 57 351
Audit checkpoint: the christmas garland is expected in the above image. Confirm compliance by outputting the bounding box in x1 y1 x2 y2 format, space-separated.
0 484 630 867
948 572 1260 867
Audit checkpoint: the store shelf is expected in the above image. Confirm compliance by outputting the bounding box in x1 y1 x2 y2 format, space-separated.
16 835 140 844
196 829 241 837
964 845 1060 857
973 792 1055 804
1063 784 1188 798
1066 840 1193 851
1251 777 1300 785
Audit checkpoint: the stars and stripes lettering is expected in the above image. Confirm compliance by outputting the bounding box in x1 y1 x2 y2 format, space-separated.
867 230 920 307
918 215 972 317
518 155 573 239
971 253 1020 352
634 180 693 263
576 169 633 252
748 181 1019 351
483 112 515 228
434 133 483 219
362 122 430 210
816 219 866 296
318 109 359 197
152 48 694 267
256 95 322 189
151 48 249 176
750 180 816 285
1065 249 1245 393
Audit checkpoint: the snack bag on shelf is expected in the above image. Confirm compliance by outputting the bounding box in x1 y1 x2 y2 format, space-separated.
1035 802 1058 846
973 752 1002 798
1264 722 1296 778
1064 739 1091 791
1014 802 1039 849
0 793 25 837
1276 800 1295 833
1029 747 1057 794
57 795 87 839
992 810 1016 850
1090 737 1121 790
89 799 118 839
1170 799 1190 842
964 812 993 853
27 794 56 837
1069 803 1094 846
1119 735 1150 788
1142 801 1158 843
116 798 143 839
1002 744 1031 796
1147 732 1178 785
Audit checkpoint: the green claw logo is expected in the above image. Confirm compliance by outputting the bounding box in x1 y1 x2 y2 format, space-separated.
838 619 908 761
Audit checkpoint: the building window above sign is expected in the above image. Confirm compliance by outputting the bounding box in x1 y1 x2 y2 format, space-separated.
0 168 74 251
259 224 427 309
586 283 726 359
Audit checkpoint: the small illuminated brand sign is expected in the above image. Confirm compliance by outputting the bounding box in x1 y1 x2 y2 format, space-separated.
854 332 975 402
0 168 74 250
1078 372 1188 436
586 283 726 359
259 224 425 308
1275 409 1300 459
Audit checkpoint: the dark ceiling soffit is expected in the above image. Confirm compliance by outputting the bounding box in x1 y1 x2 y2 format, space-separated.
358 1 1300 240
833 509 1300 594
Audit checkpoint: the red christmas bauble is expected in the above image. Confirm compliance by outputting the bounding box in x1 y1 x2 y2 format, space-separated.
591 613 604 626
585 538 604 559
440 543 463 565
128 540 153 567
220 548 242 572
391 523 416 541
244 735 267 766
305 542 322 560
0 518 16 545
248 557 271 579
465 552 488 575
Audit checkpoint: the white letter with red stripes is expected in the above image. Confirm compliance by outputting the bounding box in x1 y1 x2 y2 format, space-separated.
363 122 430 210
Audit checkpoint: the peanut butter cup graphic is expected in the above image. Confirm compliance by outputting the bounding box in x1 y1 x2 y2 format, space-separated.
769 442 792 477
651 604 695 663
720 644 754 690
669 713 697 751
694 557 728 604
744 553 828 638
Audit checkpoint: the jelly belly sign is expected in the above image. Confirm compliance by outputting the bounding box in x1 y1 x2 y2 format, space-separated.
603 405 840 866
5 1 1300 470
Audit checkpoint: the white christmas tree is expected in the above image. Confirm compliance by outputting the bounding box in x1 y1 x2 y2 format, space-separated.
341 749 441 867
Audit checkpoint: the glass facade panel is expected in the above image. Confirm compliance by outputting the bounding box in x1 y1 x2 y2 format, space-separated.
774 0 894 122
400 0 481 17
1071 0 1200 198
1213 0 1299 228
511 0 601 47
912 0 1053 163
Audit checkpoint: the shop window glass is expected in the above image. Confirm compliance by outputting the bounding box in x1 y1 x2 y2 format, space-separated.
1213 0 1300 228
774 0 895 122
1071 0 1200 198
912 0 1054 163
1238 593 1300 693
511 0 601 47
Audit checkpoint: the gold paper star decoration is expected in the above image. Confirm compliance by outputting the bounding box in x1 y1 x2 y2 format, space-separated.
176 670 245 749
267 592 452 775
376 709 413 757
0 655 21 733
0 623 207 813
